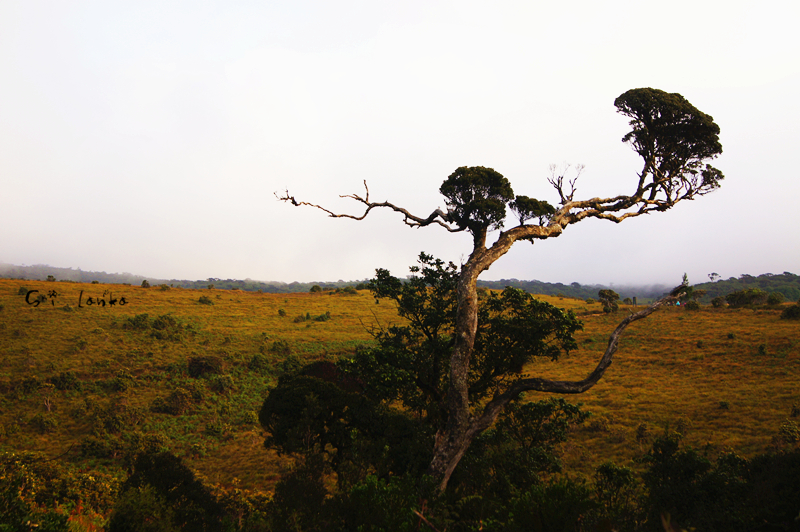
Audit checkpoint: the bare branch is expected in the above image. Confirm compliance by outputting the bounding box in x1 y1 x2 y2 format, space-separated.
277 181 463 232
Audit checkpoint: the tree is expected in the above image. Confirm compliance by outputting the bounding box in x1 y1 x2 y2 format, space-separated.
598 289 620 313
278 88 722 490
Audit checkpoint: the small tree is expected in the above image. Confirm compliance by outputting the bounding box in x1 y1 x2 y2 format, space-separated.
598 289 620 313
278 87 722 490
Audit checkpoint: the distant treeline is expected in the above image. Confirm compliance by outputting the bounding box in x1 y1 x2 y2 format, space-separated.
693 272 800 302
2 262 797 302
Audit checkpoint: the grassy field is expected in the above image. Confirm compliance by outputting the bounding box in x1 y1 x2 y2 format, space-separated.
0 278 797 494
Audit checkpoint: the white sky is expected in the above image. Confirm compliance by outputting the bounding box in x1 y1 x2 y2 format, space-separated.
1 0 798 285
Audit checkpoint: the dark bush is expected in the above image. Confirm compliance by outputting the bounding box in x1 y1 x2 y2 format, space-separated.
47 371 79 391
108 452 224 532
684 300 700 311
198 295 213 305
711 296 726 308
188 356 224 378
124 313 151 330
151 388 195 415
780 304 800 320
141 280 150 288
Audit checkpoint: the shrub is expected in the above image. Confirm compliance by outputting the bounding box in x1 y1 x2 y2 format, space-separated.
684 300 700 311
48 370 79 391
17 286 28 295
585 298 595 304
726 288 768 307
187 356 224 378
248 353 272 374
711 296 726 308
309 285 322 293
198 295 213 305
767 292 786 305
159 284 170 291
151 388 195 415
270 340 292 356
278 308 286 317
780 304 800 320
209 375 234 394
30 413 59 433
313 311 332 322
141 280 150 288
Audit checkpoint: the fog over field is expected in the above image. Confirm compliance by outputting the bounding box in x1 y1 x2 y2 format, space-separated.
1 1 798 285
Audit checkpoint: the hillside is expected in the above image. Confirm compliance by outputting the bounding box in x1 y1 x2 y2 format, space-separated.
1 278 797 492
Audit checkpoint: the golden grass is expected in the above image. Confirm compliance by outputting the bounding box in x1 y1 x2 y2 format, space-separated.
0 280 797 492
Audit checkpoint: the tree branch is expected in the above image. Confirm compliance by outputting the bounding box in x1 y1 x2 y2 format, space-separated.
276 181 464 232
467 291 682 438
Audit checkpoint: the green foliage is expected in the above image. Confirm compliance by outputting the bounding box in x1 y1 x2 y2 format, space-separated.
351 254 581 423
726 288 768 308
780 303 800 320
684 300 700 311
509 195 555 226
767 291 786 305
109 452 224 532
452 398 590 499
17 286 28 295
439 166 515 235
309 284 322 293
198 295 214 305
614 88 724 197
598 289 620 313
141 280 150 288
711 296 726 308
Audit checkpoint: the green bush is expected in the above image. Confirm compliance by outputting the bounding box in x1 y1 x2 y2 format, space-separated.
726 288 768 307
198 295 213 305
711 296 726 308
767 292 786 305
309 285 322 293
684 300 700 311
141 280 150 288
209 375 234 394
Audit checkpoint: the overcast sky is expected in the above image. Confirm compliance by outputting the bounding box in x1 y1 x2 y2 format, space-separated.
1 0 798 286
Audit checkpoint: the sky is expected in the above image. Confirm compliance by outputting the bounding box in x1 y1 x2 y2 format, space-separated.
1 0 798 286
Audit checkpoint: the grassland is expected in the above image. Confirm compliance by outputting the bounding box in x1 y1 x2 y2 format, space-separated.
0 279 797 494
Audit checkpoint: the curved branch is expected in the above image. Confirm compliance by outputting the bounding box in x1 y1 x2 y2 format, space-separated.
468 291 682 437
277 181 464 232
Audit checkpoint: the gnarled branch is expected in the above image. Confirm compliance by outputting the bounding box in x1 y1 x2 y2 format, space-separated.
277 181 463 233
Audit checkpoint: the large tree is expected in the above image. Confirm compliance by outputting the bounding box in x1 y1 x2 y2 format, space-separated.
278 87 723 490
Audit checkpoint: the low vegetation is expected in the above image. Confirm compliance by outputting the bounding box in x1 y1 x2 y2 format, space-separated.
0 278 798 529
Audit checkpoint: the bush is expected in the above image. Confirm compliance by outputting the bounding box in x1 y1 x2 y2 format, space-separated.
48 371 79 391
141 280 150 288
269 340 291 356
598 289 620 313
684 300 700 311
30 413 59 434
585 298 595 304
188 356 224 378
767 292 786 305
198 295 213 305
151 388 195 415
248 353 272 374
711 296 726 308
209 375 234 394
17 286 28 295
780 304 800 320
309 285 322 293
108 452 224 532
726 288 768 307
